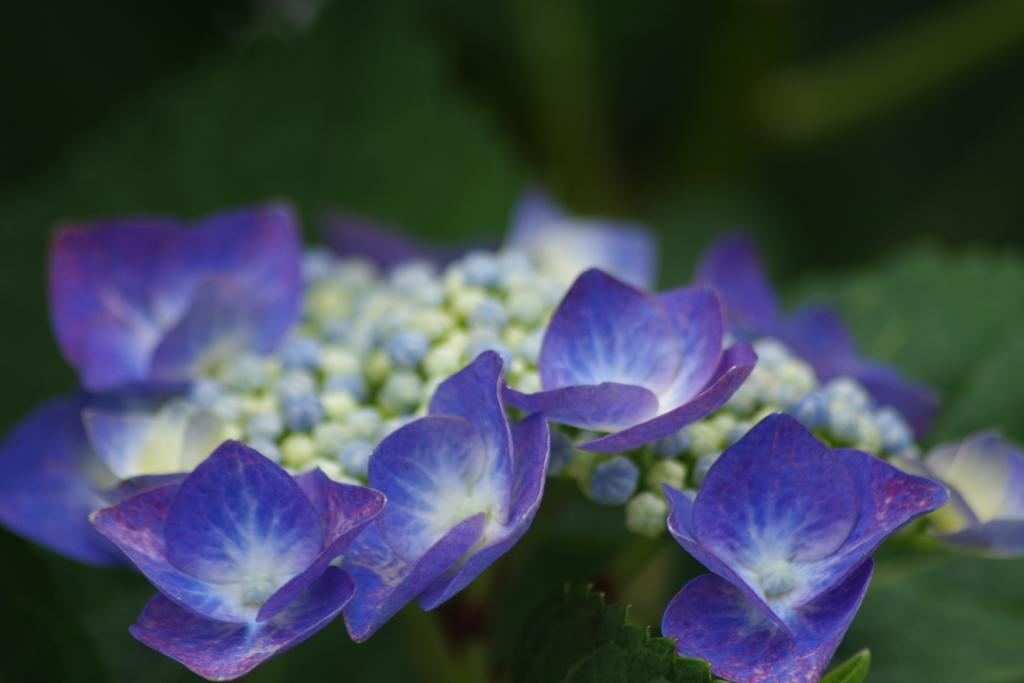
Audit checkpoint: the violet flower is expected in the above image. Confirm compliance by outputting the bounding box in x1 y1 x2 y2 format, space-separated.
503 269 757 453
50 203 302 392
661 413 947 683
90 441 384 680
894 431 1024 556
341 351 549 641
695 233 939 437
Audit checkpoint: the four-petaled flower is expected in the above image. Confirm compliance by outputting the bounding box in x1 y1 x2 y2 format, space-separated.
661 413 948 683
895 431 1024 557
90 441 384 680
341 351 549 640
504 268 757 453
695 233 940 437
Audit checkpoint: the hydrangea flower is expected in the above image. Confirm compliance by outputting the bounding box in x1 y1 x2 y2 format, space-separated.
50 203 302 391
695 233 939 436
341 351 549 640
894 431 1024 556
661 413 948 683
90 441 384 680
504 269 757 453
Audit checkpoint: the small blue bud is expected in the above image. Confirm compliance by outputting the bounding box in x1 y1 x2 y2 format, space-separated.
548 430 576 476
246 412 283 440
211 395 245 422
339 440 375 477
468 298 508 331
589 456 639 506
282 394 325 432
320 319 351 343
788 391 828 430
276 370 318 399
653 427 691 458
827 402 861 443
386 331 430 369
379 371 423 414
462 250 500 288
824 377 873 411
188 378 222 409
217 353 269 392
324 373 367 401
692 451 722 486
875 406 913 453
280 337 322 371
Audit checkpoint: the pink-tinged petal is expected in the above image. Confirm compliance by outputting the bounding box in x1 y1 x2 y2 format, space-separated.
694 232 780 337
663 560 873 683
259 471 385 622
655 286 725 409
429 351 512 520
342 516 486 642
693 415 858 568
130 567 353 681
579 343 756 454
935 520 1024 557
0 398 123 566
539 269 682 395
417 412 550 610
369 416 490 562
503 383 660 432
164 442 323 587
90 484 251 623
507 189 657 290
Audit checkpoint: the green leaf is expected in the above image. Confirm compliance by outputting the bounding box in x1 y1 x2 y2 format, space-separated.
510 583 711 683
818 650 870 683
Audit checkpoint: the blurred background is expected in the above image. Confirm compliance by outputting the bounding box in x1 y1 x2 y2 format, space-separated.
2 1 1024 681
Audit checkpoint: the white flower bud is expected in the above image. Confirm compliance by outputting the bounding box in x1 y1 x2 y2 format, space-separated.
625 492 669 539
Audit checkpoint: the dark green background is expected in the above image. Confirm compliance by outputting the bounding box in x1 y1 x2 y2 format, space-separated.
1 1 1023 681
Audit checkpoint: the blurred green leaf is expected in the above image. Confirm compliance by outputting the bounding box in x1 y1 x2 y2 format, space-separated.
818 649 870 683
0 529 109 683
510 583 711 683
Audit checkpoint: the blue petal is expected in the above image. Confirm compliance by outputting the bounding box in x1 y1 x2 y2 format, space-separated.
342 517 485 641
654 286 725 410
322 212 441 269
91 484 254 623
130 566 353 681
369 416 493 562
663 560 873 683
694 232 780 338
49 220 195 391
539 269 682 395
693 415 858 567
503 383 660 432
936 520 1024 557
0 398 123 566
578 343 756 453
507 189 658 290
258 470 385 622
417 412 550 609
164 442 324 590
429 351 512 520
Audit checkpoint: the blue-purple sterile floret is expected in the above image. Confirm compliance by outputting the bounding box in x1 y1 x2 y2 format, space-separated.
661 413 947 683
89 441 384 680
340 351 550 642
503 269 757 453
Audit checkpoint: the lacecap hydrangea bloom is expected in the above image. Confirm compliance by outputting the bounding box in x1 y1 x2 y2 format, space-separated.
662 413 948 683
90 440 384 680
895 431 1024 556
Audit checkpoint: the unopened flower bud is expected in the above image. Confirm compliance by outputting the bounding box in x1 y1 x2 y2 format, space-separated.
625 492 669 538
589 456 639 506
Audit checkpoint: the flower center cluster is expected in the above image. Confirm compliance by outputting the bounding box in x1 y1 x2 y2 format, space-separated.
756 558 797 597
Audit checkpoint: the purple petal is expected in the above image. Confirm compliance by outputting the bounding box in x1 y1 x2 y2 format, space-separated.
849 361 940 438
429 351 512 519
692 415 858 608
130 566 353 681
0 398 123 566
789 447 948 605
91 484 252 623
369 416 494 562
935 520 1024 557
259 470 384 622
540 269 683 394
579 343 756 453
342 516 485 641
164 441 323 589
694 233 780 338
663 560 873 683
416 412 550 610
321 212 438 269
503 383 660 432
654 286 725 409
507 190 657 290
49 220 195 391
